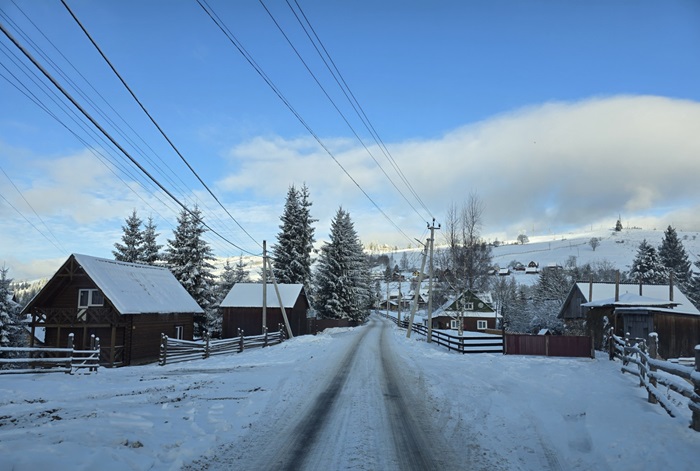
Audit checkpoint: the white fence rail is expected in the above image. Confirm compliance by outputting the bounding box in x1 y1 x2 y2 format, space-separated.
0 333 100 374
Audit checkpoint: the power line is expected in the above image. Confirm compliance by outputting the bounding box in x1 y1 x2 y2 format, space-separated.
197 0 417 246
286 0 434 221
0 21 260 257
60 0 262 250
258 0 429 224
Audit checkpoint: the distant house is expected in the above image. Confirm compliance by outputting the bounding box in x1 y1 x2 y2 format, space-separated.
558 281 700 358
220 283 309 338
22 254 201 367
512 262 525 271
429 290 501 332
498 268 511 276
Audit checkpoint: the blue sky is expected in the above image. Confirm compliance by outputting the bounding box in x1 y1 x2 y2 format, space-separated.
1 0 700 280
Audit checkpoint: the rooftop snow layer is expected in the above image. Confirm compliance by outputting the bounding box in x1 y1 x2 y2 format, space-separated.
220 283 304 308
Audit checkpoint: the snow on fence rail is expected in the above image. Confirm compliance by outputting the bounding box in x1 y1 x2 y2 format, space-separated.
159 325 286 366
607 328 700 432
378 311 504 354
0 333 100 375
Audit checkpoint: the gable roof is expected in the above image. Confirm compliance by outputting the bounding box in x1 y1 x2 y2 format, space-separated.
561 282 699 317
220 283 305 309
434 289 496 316
24 254 203 315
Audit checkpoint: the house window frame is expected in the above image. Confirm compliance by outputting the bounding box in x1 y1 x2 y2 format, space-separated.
450 319 458 330
477 319 488 330
175 325 184 340
78 289 104 308
464 302 474 311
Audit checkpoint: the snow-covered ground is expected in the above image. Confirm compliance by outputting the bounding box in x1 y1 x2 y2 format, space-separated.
1 315 698 470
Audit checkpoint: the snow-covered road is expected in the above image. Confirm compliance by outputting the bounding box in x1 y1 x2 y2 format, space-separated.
1 314 698 470
193 316 466 470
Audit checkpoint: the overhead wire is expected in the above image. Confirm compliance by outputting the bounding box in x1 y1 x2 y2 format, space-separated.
286 0 434 221
196 0 417 247
60 0 263 251
0 21 260 257
0 166 67 253
0 40 177 224
257 0 429 224
3 3 245 253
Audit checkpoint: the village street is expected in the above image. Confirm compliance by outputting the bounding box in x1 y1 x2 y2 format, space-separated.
184 316 540 471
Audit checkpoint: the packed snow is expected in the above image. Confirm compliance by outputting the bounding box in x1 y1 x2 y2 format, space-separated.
1 315 698 470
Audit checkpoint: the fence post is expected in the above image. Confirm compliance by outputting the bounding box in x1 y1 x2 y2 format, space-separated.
279 323 285 341
264 326 268 347
608 327 614 360
66 333 74 374
691 345 700 432
238 328 245 353
160 333 168 366
647 333 658 404
204 331 210 359
93 337 100 372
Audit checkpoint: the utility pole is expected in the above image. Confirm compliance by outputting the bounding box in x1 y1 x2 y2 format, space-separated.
427 219 439 343
262 240 267 333
407 240 428 339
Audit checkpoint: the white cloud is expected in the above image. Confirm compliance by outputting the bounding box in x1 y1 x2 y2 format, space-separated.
216 95 700 246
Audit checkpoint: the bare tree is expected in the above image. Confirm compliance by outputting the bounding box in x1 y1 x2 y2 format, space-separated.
589 237 600 251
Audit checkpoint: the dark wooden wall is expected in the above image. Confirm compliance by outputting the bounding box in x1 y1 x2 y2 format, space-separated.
221 295 309 338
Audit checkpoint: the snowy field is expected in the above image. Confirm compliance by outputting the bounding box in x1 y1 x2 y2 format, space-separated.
1 315 699 470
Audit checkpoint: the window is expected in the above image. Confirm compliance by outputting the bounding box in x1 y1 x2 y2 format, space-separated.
477 320 488 330
175 325 184 340
78 289 104 308
465 302 474 311
450 319 458 330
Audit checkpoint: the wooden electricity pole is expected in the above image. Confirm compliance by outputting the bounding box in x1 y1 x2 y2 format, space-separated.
262 240 267 332
427 219 439 344
407 241 428 339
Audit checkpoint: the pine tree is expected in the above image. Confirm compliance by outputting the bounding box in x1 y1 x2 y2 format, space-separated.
216 259 237 303
113 210 143 263
166 206 217 336
313 208 369 321
658 225 692 287
271 184 316 290
615 218 623 232
0 266 22 348
629 239 668 284
141 216 162 265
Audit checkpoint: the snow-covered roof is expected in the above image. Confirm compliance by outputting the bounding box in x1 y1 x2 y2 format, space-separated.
575 282 699 315
581 292 677 308
72 254 203 315
220 283 304 308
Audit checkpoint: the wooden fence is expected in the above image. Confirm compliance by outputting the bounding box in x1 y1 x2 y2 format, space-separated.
379 312 503 354
159 325 286 366
505 333 594 358
608 329 700 432
0 333 100 374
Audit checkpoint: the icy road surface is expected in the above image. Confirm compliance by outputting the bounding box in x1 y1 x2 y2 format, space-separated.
1 314 698 470
188 316 475 470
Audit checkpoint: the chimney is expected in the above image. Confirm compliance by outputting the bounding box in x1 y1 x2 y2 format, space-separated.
589 278 593 302
639 277 643 296
669 272 674 302
615 271 620 302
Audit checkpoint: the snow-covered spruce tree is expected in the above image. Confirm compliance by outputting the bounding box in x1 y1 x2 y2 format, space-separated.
113 210 143 263
313 208 370 321
0 266 22 349
166 206 217 336
216 258 237 303
686 262 700 309
233 255 250 284
658 225 692 287
271 184 316 291
629 239 668 284
140 216 162 265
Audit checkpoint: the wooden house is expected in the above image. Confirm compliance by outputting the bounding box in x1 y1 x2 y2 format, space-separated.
558 281 700 358
22 254 201 367
429 290 501 332
220 283 309 338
